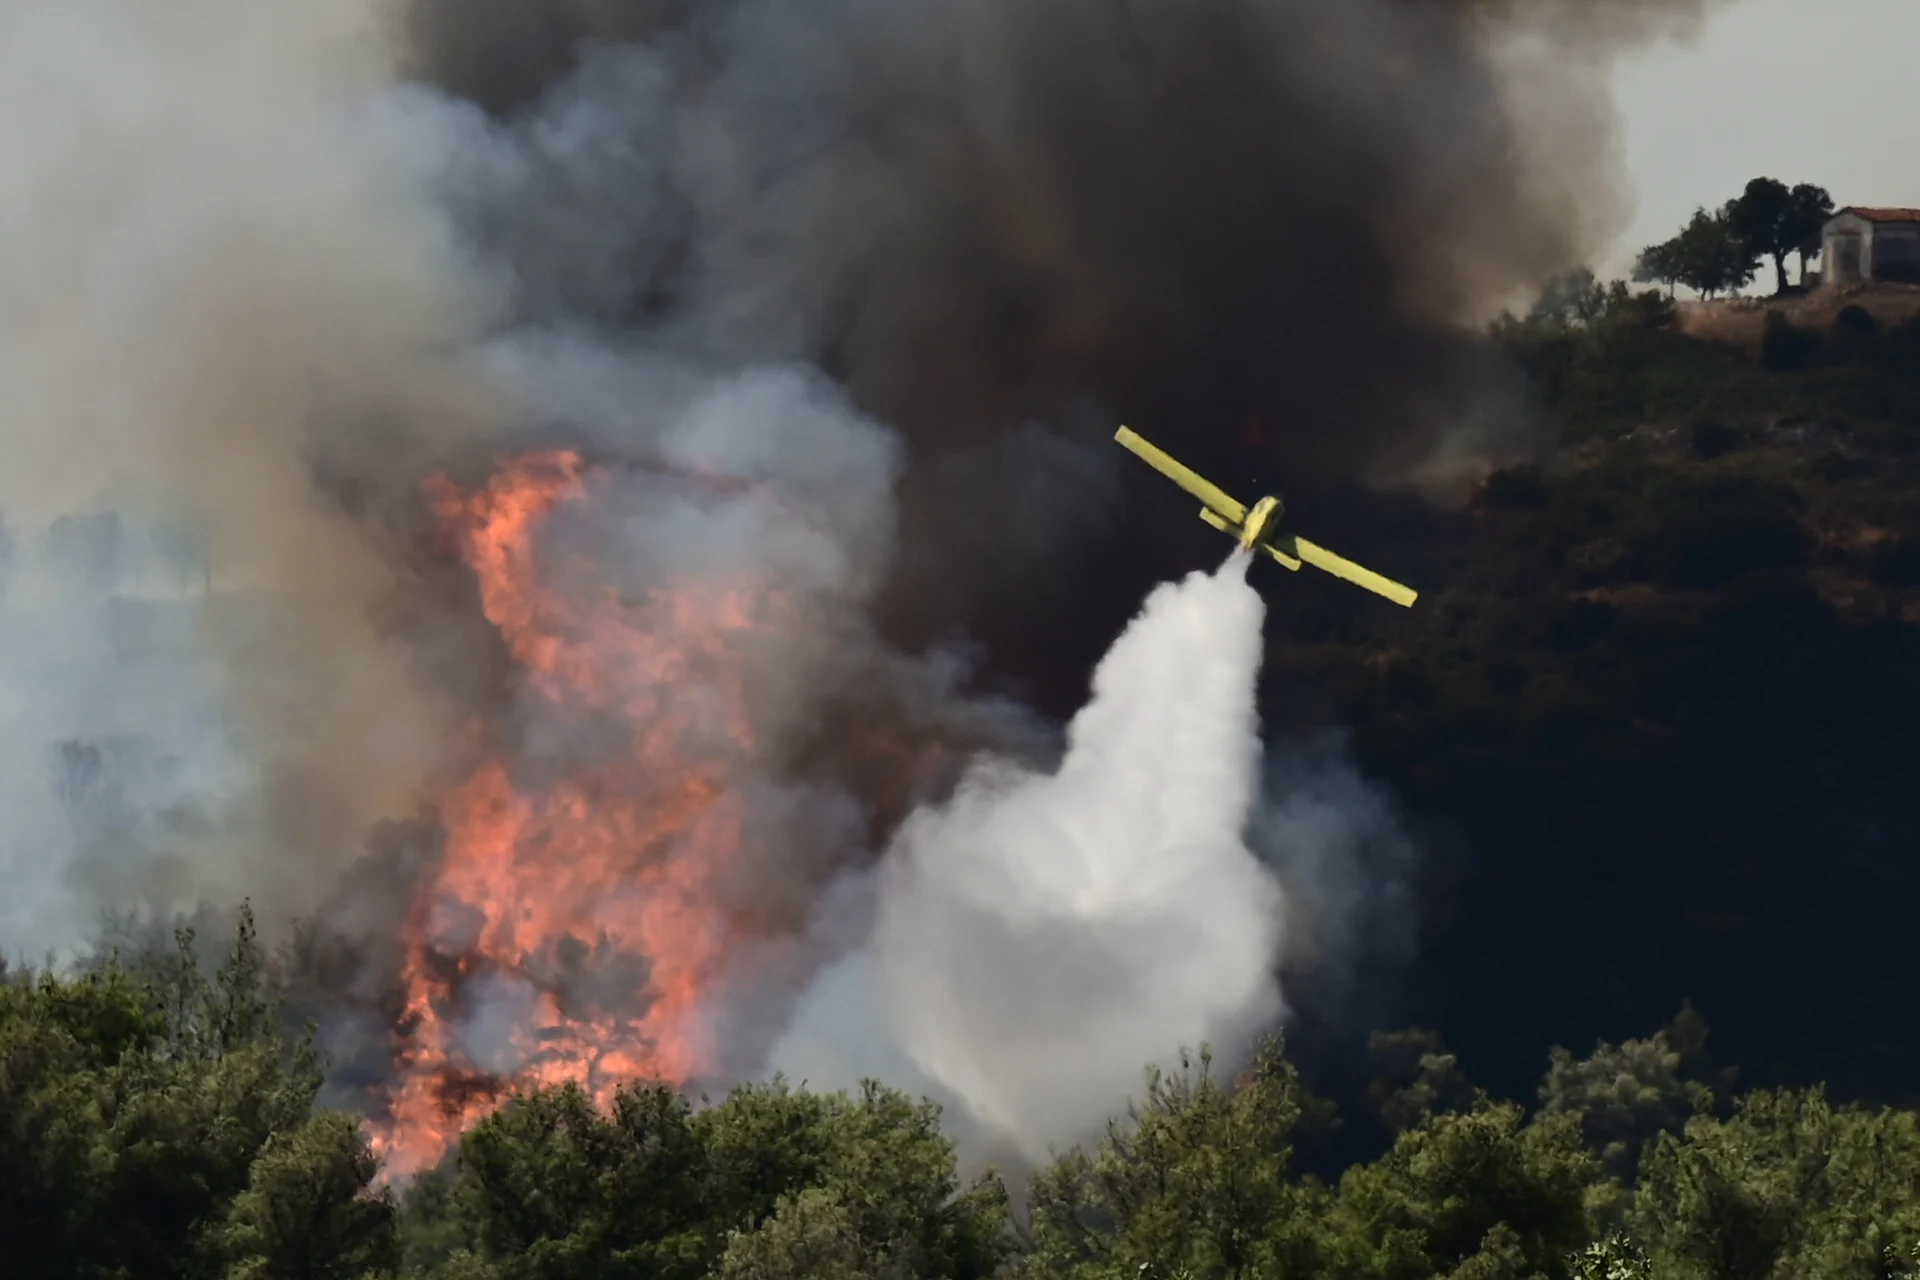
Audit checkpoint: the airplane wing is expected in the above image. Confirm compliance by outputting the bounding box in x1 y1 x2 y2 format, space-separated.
1114 426 1247 524
1272 532 1419 608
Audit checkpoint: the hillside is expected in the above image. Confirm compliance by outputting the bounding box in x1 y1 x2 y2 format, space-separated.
1676 283 1920 356
10 298 1920 1279
1267 292 1920 1105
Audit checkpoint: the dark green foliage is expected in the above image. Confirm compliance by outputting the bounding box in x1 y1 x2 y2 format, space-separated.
405 1076 1009 1280
377 1032 1920 1280
1331 1102 1602 1280
1760 311 1820 371
1636 179 1830 298
0 905 394 1280
216 1111 400 1280
1671 207 1758 299
1007 1028 1920 1279
1491 301 1742 442
712 1188 882 1280
1290 283 1920 1112
0 965 162 1271
1634 1089 1920 1280
1726 178 1833 294
706 1080 1010 1280
447 1082 712 1276
1531 270 1611 329
1836 305 1878 336
1487 453 1809 590
397 1163 477 1274
1570 1232 1654 1280
1634 240 1683 298
1536 1017 1710 1183
12 932 1920 1279
1626 473 1808 588
1368 1029 1481 1133
1014 1042 1323 1280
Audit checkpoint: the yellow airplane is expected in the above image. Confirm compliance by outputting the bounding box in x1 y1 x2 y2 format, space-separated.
1115 426 1418 608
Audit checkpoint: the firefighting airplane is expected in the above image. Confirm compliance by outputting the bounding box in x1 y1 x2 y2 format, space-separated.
1114 426 1418 608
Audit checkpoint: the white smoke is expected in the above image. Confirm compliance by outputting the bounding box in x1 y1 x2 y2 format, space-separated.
0 0 497 958
769 557 1287 1164
1253 736 1422 1019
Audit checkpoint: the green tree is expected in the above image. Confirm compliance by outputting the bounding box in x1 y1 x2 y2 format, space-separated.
1727 177 1835 294
1015 1042 1326 1280
1633 239 1684 299
1790 182 1836 283
0 904 383 1280
1569 1232 1654 1280
713 1188 882 1280
1537 1017 1711 1183
1531 269 1611 329
0 964 164 1272
423 1076 1008 1280
1727 177 1797 295
1673 206 1759 300
1635 1087 1920 1280
216 1111 398 1280
1368 1028 1481 1134
1329 1101 1605 1280
445 1082 712 1279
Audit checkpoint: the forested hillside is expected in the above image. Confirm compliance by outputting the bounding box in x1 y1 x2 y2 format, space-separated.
8 291 1920 1279
10 909 1920 1279
1270 286 1920 1106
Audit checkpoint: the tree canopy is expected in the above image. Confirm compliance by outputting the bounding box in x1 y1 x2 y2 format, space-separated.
10 910 1920 1279
1636 177 1833 298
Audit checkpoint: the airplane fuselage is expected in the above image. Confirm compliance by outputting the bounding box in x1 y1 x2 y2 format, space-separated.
1239 494 1285 550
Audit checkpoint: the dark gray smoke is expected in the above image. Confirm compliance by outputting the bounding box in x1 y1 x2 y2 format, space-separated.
387 0 1723 645
402 0 1715 461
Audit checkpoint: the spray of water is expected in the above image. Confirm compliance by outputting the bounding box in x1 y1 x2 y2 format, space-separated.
771 555 1282 1163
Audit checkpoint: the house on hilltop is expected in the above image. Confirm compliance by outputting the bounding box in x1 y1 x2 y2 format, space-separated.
1822 207 1920 285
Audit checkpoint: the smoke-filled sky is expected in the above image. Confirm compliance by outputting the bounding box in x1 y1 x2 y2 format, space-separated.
0 0 1725 947
0 0 1799 1170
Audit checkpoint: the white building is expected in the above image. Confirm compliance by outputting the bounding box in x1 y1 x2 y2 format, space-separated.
1822 207 1920 286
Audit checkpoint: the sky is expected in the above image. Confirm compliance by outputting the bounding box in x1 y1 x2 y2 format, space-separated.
1607 0 1920 292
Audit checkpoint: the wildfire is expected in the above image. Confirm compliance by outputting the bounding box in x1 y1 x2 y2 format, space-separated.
373 449 789 1176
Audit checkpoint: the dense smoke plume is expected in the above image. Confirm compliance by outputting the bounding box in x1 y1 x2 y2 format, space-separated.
2 0 1722 1169
387 0 1725 647
0 0 479 953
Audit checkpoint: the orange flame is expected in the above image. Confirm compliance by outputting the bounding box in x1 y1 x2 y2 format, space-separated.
373 449 791 1176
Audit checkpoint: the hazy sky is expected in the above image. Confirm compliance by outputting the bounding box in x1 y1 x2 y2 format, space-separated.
1607 0 1919 290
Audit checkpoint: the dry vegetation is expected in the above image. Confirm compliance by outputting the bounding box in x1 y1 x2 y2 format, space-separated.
1676 283 1920 355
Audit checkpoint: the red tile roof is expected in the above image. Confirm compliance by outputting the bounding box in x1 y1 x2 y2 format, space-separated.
1840 207 1920 223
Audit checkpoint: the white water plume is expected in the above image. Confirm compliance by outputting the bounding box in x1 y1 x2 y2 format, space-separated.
772 556 1285 1164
